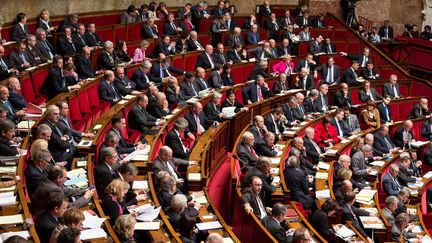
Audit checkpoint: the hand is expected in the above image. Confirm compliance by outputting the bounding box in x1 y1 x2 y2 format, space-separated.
158 119 166 125
176 178 184 184
136 193 147 201
415 160 422 167
244 204 253 214
136 143 147 150
367 237 373 243
333 224 342 231
353 188 359 193
83 132 95 138
14 176 20 183
339 52 347 56
313 72 318 79
188 133 196 140
84 189 95 200
369 212 377 217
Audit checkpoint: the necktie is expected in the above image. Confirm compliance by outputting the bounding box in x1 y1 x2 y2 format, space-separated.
321 95 328 111
384 136 393 150
79 35 86 45
383 105 390 121
252 33 256 43
298 105 305 118
286 18 290 26
256 195 267 219
149 26 155 36
195 114 202 135
71 42 76 52
328 67 333 84
250 146 259 159
348 205 358 224
108 53 113 63
392 85 398 97
393 176 401 187
166 162 178 180
257 86 263 101
20 53 28 64
110 83 119 100
3 101 13 114
44 41 54 59
310 138 321 153
63 117 71 128
171 22 176 31
385 28 389 38
285 64 292 75
53 124 63 137
281 82 286 91
361 56 367 67
273 116 280 135
235 50 240 61
179 134 188 153
0 59 7 70
227 21 230 30
190 82 197 96
336 120 343 136
328 45 332 54
220 53 225 63
207 54 214 68
195 41 203 49
200 78 208 89
234 36 239 44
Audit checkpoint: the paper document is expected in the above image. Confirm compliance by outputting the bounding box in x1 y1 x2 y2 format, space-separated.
0 231 30 241
186 97 199 104
334 225 355 239
135 206 161 222
223 238 235 243
0 195 16 206
315 189 330 199
325 149 338 155
135 222 160 230
17 121 35 130
0 192 14 198
270 168 279 175
80 228 107 240
270 158 280 165
123 95 135 100
222 107 236 118
317 162 330 170
118 100 127 105
359 216 385 229
196 221 223 230
0 214 24 225
132 181 149 190
82 211 106 229
370 161 385 167
315 172 328 180
78 140 92 147
188 173 201 181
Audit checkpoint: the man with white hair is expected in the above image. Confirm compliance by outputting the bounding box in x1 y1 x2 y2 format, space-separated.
147 92 170 118
383 74 402 99
153 146 189 184
165 118 192 160
97 40 117 70
393 120 415 148
303 127 323 164
186 31 204 51
408 98 430 119
315 84 330 113
195 45 215 69
351 145 374 184
237 131 259 172
249 115 268 142
131 60 153 90
226 27 245 46
294 67 314 91
245 24 264 45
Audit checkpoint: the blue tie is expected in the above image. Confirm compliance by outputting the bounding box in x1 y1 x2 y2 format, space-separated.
384 105 390 121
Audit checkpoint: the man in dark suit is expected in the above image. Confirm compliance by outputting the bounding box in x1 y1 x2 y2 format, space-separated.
210 16 228 46
131 60 154 89
308 35 323 55
72 23 89 53
165 117 192 160
194 67 210 90
241 176 269 219
97 41 118 71
224 12 236 31
40 59 76 100
397 157 417 186
24 149 50 196
213 1 226 17
57 27 78 56
110 115 146 155
262 203 293 242
283 97 302 125
291 138 317 176
98 70 121 104
74 47 95 79
258 0 272 18
378 96 393 123
147 92 171 118
180 72 200 99
294 53 316 73
359 80 383 103
0 120 18 154
250 42 277 60
249 115 268 142
303 127 323 164
321 37 337 54
314 57 341 86
35 192 68 243
94 147 120 196
265 13 281 40
11 13 29 42
141 17 159 39
242 75 273 104
331 108 350 138
284 154 315 208
0 46 17 80
164 13 183 35
150 56 184 83
0 86 26 124
408 98 430 119
343 61 361 85
341 47 372 68
276 38 292 57
84 23 103 47
311 14 326 28
42 105 75 163
151 36 177 58
383 75 403 99
303 89 320 113
227 44 248 63
186 31 204 51
152 146 189 182
373 125 397 156
32 165 94 214
56 100 94 142
8 41 31 70
362 62 380 81
114 67 136 96
333 83 353 108
185 102 210 135
393 120 415 149
278 10 294 30
212 44 229 66
314 84 331 113
237 131 260 172
191 2 210 32
247 60 271 81
204 92 224 124
128 94 165 135
245 24 262 45
297 11 311 27
25 35 47 66
383 164 404 196
7 77 26 110
264 108 285 141
341 191 374 241
255 132 278 157
378 20 394 40
35 28 56 61
195 45 215 70
207 64 224 89
344 108 361 134
422 116 432 140
226 27 245 46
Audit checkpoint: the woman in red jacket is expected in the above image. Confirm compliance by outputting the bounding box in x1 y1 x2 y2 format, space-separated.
314 116 339 147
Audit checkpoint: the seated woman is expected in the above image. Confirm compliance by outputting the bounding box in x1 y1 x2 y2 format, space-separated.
221 90 248 113
102 179 131 224
114 215 137 243
114 40 133 66
49 207 84 243
157 176 192 210
314 117 340 148
133 40 150 63
310 199 341 239
221 63 234 86
299 26 311 41
156 2 169 19
272 54 295 75
361 100 381 128
349 137 364 157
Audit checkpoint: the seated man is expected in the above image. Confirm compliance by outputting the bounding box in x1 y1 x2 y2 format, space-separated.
361 62 380 81
264 107 286 141
97 41 118 71
242 75 273 104
303 127 324 164
303 89 319 113
351 145 374 184
195 45 215 70
247 59 271 81
204 92 225 125
378 96 393 123
147 92 171 119
150 36 176 58
165 118 193 160
282 96 302 125
382 196 399 225
153 146 190 183
255 132 278 157
56 27 77 56
114 67 137 96
241 176 270 219
397 156 417 187
341 47 372 68
343 61 361 85
56 100 94 142
41 56 80 100
245 24 264 45
32 165 94 214
24 149 51 196
294 68 314 91
284 156 315 209
94 147 120 197
249 115 268 142
294 53 316 73
186 31 204 51
408 98 430 119
98 70 121 105
84 23 103 47
373 124 397 156
110 115 146 155
331 108 349 139
313 57 340 86
165 194 199 231
0 119 20 156
341 191 375 241
382 164 404 196
128 94 165 135
262 203 293 243
343 108 361 134
359 80 383 103
315 84 332 113
290 139 316 175
383 74 403 99
322 37 336 54
35 192 68 243
75 47 95 79
150 55 184 84
185 102 210 135
422 116 432 140
237 131 259 172
393 120 415 148
180 72 200 99
131 60 154 90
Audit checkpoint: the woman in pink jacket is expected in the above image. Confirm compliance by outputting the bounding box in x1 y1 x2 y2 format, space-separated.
272 54 295 75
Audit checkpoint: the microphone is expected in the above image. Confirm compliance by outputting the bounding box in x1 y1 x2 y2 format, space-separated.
232 154 247 172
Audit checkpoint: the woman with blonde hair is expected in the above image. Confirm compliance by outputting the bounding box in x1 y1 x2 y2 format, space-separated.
114 215 137 243
49 207 84 243
102 179 131 224
272 54 295 75
37 8 57 34
132 40 149 63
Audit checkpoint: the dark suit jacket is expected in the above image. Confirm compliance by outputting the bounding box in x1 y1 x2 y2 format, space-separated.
97 50 118 71
8 50 31 70
277 45 292 57
272 80 290 95
101 194 129 225
207 70 223 89
303 97 317 113
264 114 284 136
310 210 331 239
382 173 403 196
163 22 180 35
165 129 189 159
204 101 223 123
35 39 55 61
42 67 71 99
98 80 121 104
0 57 12 80
343 67 359 85
314 93 330 113
315 64 341 85
359 88 383 103
84 31 103 47
255 140 277 157
11 23 29 42
373 131 396 156
422 120 432 140
346 54 371 67
383 82 402 98
378 103 392 123
8 90 26 110
57 36 77 56
24 161 48 197
294 75 314 91
341 203 370 238
393 126 414 148
243 167 276 205
114 77 136 96
237 143 259 170
75 55 94 79
212 52 228 66
151 42 176 58
147 103 169 119
242 83 273 103
43 120 73 162
308 41 322 55
331 118 349 137
166 86 186 105
245 31 260 45
248 126 266 142
311 18 326 28
25 47 46 66
397 165 416 186
333 90 353 107
262 216 290 243
408 104 430 119
195 53 214 70
296 17 310 27
109 128 135 155
180 81 200 99
221 73 234 86
227 49 247 63
150 63 183 83
241 187 266 219
72 32 88 52
303 136 322 164
184 111 210 134
247 66 271 81
378 26 394 39
425 147 432 166
141 25 159 39
131 68 151 89
186 39 203 52
321 43 337 54
58 116 82 139
128 104 158 134
284 167 315 209
226 34 245 46
152 156 188 178
35 211 58 243
94 162 117 196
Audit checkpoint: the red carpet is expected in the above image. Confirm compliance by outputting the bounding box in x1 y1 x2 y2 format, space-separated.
208 153 232 221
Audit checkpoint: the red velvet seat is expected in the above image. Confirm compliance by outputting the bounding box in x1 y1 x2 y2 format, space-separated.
96 26 116 43
115 24 128 42
30 68 49 99
68 95 86 131
21 76 46 105
122 106 141 143
184 52 202 72
77 90 95 130
126 23 143 41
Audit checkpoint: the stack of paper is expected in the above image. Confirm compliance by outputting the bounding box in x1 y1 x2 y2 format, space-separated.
407 181 424 188
132 181 149 190
272 176 280 184
65 168 88 188
355 189 377 205
188 173 201 181
325 149 338 155
317 162 330 170
411 141 429 148
315 189 330 199
0 166 17 174
334 225 355 241
0 192 16 206
221 107 236 118
315 172 329 180
135 222 161 230
134 205 161 222
283 130 296 136
80 228 107 240
0 214 24 225
270 158 280 165
123 95 135 100
424 171 432 179
82 211 106 229
196 221 223 230
125 147 150 161
0 231 30 242
359 216 385 229
78 140 92 147
370 161 385 167
411 225 423 233
360 207 378 215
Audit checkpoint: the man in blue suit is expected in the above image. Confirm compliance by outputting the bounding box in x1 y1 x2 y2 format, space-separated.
245 24 264 45
150 55 184 83
242 75 273 105
382 164 404 196
98 70 121 105
373 124 397 156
